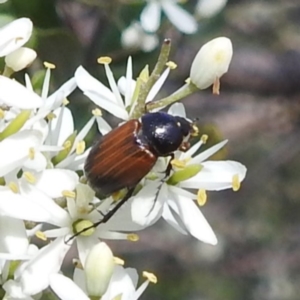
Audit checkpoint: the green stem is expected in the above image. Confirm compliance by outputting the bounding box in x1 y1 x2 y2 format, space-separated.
146 82 199 111
131 39 172 119
2 65 14 78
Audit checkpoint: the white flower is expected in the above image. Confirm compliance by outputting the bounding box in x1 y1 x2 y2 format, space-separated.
129 103 246 245
84 242 114 297
121 22 159 52
196 0 227 18
190 37 233 90
140 0 198 34
50 265 154 300
0 18 33 57
75 56 171 120
5 47 37 71
3 237 70 298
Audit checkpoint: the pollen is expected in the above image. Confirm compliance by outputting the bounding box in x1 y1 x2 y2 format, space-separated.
212 77 220 95
62 98 69 106
76 141 85 155
23 171 36 184
62 190 76 198
46 112 56 121
28 147 35 159
232 174 241 191
191 124 199 137
201 134 208 144
43 61 56 69
113 257 125 265
143 271 157 284
8 182 19 193
166 61 177 69
97 56 112 64
92 108 102 116
35 231 47 241
171 159 186 169
197 189 207 206
127 233 139 242
0 109 4 119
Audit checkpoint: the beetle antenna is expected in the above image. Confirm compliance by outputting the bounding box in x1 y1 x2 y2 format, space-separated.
65 187 135 244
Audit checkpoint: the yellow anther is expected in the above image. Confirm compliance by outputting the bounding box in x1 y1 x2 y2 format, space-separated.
8 182 19 193
62 98 69 106
166 61 177 69
232 174 241 191
76 141 85 155
35 231 47 241
112 189 126 202
28 147 35 159
197 189 207 206
143 271 157 284
201 134 208 144
23 171 36 184
72 259 83 269
0 109 4 119
171 159 186 169
92 108 102 116
63 140 72 150
212 77 220 95
113 257 125 265
43 61 56 69
185 77 191 84
97 56 112 64
46 112 56 121
191 124 199 137
127 233 139 242
62 190 76 198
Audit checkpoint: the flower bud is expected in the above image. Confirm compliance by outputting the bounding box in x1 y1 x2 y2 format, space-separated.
84 242 114 297
5 47 37 72
190 37 233 90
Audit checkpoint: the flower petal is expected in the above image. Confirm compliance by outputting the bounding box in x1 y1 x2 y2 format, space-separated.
161 1 197 34
179 160 247 190
0 76 43 109
140 2 161 32
0 18 33 57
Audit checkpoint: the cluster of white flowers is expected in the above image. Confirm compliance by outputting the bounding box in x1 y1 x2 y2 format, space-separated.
0 16 246 300
121 0 228 52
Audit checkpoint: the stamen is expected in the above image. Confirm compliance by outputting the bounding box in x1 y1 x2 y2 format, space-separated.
73 219 95 237
166 61 177 69
232 174 241 191
201 134 208 144
97 56 112 64
127 233 139 242
171 159 186 169
43 61 56 69
113 257 125 265
143 271 157 284
212 77 220 95
46 112 56 121
72 258 83 269
191 124 199 136
8 182 19 193
28 147 35 159
76 141 85 155
23 171 36 184
92 108 102 116
197 189 207 206
62 190 76 198
62 98 69 106
35 231 47 241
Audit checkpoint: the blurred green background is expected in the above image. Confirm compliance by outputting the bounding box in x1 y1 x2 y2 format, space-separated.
2 0 300 299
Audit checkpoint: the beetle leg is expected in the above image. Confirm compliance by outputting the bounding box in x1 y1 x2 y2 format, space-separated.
65 187 135 244
165 153 174 178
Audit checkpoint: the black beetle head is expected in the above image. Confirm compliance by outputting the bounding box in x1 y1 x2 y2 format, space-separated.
141 112 194 156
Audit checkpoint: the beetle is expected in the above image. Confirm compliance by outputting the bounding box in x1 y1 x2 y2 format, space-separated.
72 111 196 238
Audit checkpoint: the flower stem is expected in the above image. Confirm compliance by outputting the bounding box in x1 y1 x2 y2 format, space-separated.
146 81 199 111
132 39 171 118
